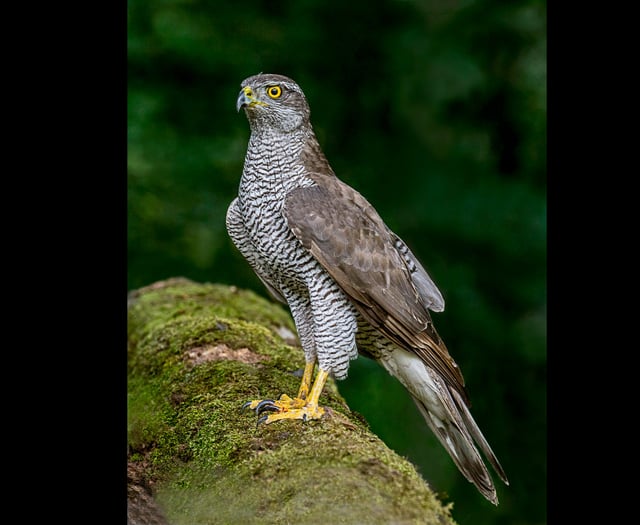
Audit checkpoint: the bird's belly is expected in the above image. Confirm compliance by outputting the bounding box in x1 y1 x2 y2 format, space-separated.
245 205 309 284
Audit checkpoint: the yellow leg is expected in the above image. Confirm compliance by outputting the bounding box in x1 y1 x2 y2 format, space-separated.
296 361 316 401
306 369 329 407
243 364 330 424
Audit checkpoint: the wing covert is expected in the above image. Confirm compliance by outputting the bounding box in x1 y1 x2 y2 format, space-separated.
282 177 467 400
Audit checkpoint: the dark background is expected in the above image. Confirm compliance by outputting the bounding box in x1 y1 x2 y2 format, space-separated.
128 1 546 523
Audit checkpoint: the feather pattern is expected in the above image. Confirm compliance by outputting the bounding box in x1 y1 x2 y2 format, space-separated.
228 73 509 505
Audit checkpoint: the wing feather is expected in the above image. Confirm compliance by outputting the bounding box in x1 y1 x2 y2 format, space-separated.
283 176 468 402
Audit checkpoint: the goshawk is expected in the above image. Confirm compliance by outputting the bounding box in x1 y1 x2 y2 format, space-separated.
227 73 509 505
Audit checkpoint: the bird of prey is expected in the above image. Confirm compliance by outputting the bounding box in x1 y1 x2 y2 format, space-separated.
227 73 509 505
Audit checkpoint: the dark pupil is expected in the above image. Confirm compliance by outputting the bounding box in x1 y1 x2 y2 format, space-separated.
270 88 278 95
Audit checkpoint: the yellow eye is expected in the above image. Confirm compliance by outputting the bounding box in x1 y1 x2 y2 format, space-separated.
267 85 282 99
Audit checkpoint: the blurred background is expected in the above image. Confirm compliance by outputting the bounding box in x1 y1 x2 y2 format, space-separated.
128 0 546 523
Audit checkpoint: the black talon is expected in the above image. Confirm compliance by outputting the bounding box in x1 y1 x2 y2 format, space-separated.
256 400 279 415
257 414 270 426
241 401 254 411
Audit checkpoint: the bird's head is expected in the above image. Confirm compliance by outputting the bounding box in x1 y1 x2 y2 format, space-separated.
237 74 311 133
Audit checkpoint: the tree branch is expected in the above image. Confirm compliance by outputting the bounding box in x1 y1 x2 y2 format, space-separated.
127 277 456 525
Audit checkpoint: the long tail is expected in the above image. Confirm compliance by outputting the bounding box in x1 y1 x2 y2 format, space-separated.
379 348 509 505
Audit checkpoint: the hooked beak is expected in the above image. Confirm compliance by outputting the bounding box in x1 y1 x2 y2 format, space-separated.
236 86 268 112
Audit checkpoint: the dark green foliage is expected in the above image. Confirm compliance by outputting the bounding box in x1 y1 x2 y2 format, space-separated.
128 1 546 523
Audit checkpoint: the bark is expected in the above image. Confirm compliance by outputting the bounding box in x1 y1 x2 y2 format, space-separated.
127 277 456 525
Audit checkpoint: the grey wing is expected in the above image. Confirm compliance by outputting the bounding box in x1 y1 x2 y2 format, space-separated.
391 233 445 313
283 178 467 399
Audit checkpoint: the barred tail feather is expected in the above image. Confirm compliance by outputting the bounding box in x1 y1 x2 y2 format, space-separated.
449 388 509 488
378 348 508 505
412 393 502 505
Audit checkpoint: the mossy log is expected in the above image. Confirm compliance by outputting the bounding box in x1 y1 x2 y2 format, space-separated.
127 277 456 525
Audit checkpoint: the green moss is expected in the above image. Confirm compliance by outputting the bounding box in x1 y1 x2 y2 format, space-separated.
128 278 295 338
128 278 456 524
155 418 454 524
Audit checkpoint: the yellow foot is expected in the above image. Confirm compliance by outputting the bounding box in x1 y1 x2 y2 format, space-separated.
243 367 330 425
242 394 325 424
